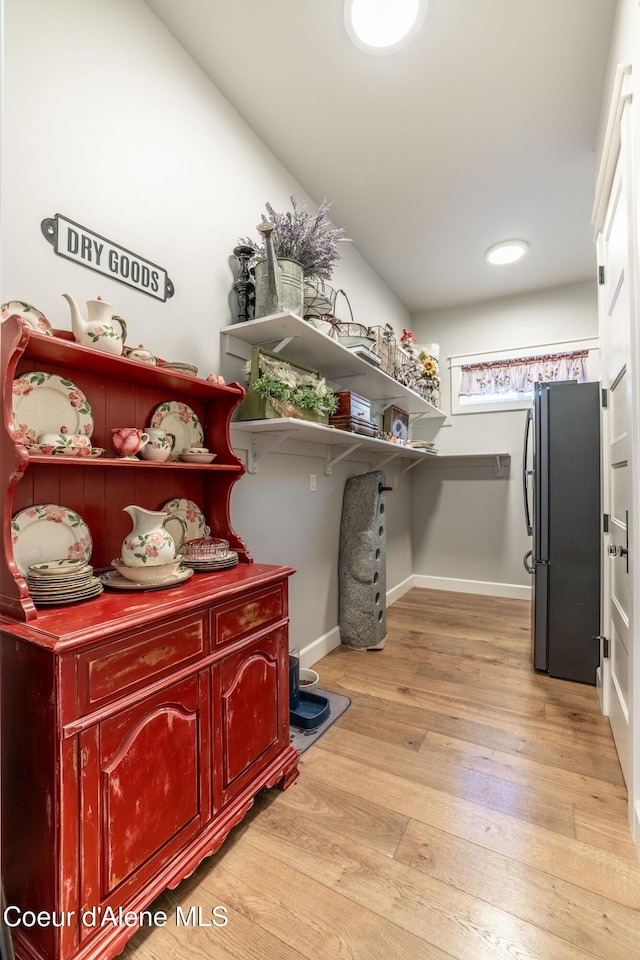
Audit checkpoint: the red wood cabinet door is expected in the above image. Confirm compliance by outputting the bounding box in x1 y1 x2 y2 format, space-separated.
80 672 211 917
213 627 288 808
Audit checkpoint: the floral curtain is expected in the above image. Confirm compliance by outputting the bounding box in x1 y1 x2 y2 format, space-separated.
458 350 589 397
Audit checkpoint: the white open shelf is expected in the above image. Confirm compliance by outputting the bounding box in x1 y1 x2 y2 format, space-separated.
231 418 510 477
222 312 446 418
224 313 509 476
231 418 442 474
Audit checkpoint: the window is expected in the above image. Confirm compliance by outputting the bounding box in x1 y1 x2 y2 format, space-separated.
449 338 599 415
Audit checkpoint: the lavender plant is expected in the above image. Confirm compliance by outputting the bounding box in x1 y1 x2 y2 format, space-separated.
240 196 349 280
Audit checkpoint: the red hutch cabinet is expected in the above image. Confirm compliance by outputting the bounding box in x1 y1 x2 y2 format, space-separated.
0 315 299 960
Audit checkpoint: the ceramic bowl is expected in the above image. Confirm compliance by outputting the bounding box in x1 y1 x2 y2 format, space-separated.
299 668 319 692
111 557 183 583
179 452 216 464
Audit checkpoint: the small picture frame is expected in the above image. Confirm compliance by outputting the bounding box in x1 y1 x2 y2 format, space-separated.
383 405 409 442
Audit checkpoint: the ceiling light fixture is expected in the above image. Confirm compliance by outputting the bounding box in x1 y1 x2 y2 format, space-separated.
485 240 529 265
345 0 428 53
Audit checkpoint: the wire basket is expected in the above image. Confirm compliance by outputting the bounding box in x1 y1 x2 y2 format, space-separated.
303 280 336 320
369 325 397 376
394 344 422 387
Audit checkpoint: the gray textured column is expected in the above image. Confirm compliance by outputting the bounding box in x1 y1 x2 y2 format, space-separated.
338 471 387 649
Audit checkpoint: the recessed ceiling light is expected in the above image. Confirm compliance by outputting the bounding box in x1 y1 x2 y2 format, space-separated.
485 240 529 265
345 0 428 53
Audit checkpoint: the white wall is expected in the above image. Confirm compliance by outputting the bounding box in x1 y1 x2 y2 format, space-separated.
1 0 412 661
409 280 599 593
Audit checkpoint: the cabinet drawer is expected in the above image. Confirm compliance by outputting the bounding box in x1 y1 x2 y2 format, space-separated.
211 584 286 648
77 613 207 714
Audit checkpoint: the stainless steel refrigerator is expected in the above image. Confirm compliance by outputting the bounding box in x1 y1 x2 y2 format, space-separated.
522 381 601 684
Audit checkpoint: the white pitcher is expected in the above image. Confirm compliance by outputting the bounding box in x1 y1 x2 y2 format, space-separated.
138 429 175 462
121 505 187 567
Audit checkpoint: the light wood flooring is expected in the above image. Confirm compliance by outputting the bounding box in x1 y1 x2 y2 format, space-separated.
122 588 640 960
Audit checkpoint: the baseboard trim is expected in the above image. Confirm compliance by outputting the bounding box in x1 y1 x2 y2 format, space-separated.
386 575 415 606
300 626 341 668
412 574 531 601
301 577 417 667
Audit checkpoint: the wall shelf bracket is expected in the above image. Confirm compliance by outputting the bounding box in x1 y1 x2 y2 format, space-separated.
372 397 405 417
402 457 426 475
329 373 362 390
268 335 297 354
325 441 361 475
372 452 401 470
247 429 295 473
409 410 430 425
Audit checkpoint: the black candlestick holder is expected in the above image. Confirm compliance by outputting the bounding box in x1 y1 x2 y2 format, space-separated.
233 244 255 322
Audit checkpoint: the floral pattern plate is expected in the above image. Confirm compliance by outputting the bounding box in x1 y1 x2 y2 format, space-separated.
1 301 53 336
150 401 204 460
11 504 93 576
12 372 93 447
161 498 206 546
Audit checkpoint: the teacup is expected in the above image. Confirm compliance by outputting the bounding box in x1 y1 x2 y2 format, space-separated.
139 428 175 463
111 427 150 459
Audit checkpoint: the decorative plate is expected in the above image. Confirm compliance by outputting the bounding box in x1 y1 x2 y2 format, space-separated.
100 566 194 591
11 504 93 576
150 401 204 460
28 558 92 578
1 301 53 336
12 372 93 447
28 577 97 596
161 498 206 546
183 553 239 573
158 362 199 376
30 444 105 458
32 581 103 606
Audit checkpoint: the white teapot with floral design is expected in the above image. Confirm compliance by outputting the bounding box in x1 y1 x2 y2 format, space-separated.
62 293 127 356
121 505 187 567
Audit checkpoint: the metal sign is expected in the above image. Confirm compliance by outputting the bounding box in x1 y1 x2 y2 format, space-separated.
41 214 174 301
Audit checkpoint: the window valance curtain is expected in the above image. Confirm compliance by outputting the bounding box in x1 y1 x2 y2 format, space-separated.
458 350 589 397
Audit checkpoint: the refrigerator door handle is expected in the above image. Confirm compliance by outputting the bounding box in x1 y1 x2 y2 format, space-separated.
523 549 535 574
523 406 534 536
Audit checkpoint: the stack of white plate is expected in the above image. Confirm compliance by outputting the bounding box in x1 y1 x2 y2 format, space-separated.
158 361 198 376
183 550 239 573
27 558 103 606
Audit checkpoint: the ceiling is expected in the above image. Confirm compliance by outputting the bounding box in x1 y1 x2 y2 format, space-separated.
144 0 617 314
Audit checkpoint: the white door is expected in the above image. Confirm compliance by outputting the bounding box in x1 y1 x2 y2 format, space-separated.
599 152 633 788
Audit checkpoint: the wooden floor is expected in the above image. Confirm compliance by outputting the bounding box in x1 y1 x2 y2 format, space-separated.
122 588 640 960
